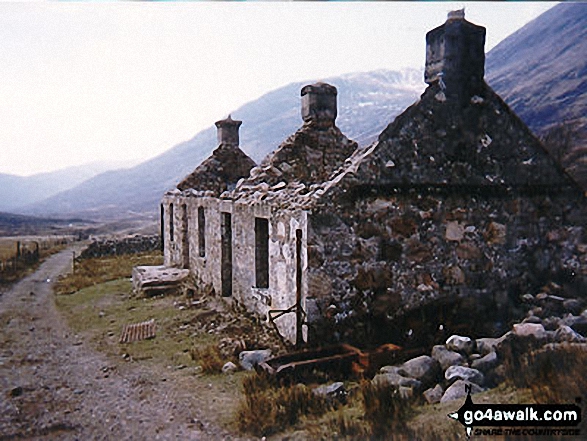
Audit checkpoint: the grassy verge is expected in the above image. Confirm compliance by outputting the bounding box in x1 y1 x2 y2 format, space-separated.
0 238 69 286
54 251 163 295
55 278 198 367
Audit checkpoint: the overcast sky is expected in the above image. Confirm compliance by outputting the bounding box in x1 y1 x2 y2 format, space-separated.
0 1 556 177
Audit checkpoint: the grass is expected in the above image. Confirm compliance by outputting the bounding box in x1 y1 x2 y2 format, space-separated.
236 373 333 437
55 252 586 440
55 278 196 366
0 237 69 285
54 252 162 295
502 340 587 405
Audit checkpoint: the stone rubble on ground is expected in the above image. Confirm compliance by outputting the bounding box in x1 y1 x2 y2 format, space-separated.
371 303 587 404
221 361 238 374
238 349 272 371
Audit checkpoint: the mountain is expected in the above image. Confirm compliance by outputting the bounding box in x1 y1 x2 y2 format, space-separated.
21 3 587 219
485 2 587 188
0 211 88 236
0 160 136 212
22 69 423 219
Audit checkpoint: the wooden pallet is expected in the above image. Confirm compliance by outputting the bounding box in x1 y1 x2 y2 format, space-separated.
120 319 156 343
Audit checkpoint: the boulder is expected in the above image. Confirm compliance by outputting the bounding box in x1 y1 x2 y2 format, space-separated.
446 335 474 355
512 323 547 340
445 365 485 386
238 349 272 371
541 316 561 331
476 337 501 356
379 365 402 375
522 315 542 324
398 355 440 388
222 361 238 374
431 345 465 371
471 351 499 373
553 325 586 343
440 380 484 403
313 382 347 403
372 372 423 392
423 384 444 405
568 315 587 337
563 299 583 315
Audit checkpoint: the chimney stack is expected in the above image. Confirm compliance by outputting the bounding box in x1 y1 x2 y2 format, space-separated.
215 115 242 146
301 82 338 128
425 10 486 101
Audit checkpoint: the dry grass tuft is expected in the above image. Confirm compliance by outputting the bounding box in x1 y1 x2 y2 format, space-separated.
318 411 369 440
236 373 332 436
190 344 225 374
503 342 587 404
360 380 415 440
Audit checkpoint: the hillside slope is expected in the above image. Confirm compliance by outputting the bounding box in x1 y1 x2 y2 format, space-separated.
486 2 587 188
23 70 422 219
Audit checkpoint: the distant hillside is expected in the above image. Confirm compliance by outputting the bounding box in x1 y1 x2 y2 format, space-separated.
486 2 587 188
23 69 423 219
0 161 135 212
21 3 587 219
0 211 88 237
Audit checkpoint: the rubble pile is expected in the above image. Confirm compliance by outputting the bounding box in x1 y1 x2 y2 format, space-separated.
371 299 587 404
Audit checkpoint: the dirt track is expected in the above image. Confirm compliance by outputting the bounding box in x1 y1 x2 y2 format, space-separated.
0 246 235 440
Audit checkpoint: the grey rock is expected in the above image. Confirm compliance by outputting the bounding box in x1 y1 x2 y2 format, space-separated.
379 365 402 375
468 353 482 362
553 325 586 343
431 345 465 371
446 335 474 355
222 361 238 374
238 349 272 371
445 365 485 386
398 355 440 388
313 382 347 403
563 299 582 315
522 315 542 324
512 323 547 340
569 315 587 336
471 351 499 373
423 384 444 404
541 316 561 331
476 337 500 356
372 372 423 392
440 380 484 403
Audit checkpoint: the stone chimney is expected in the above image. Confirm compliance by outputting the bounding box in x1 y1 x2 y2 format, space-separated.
215 115 242 146
425 10 486 101
301 82 337 128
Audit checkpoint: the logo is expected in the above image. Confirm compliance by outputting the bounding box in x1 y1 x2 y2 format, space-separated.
448 384 582 438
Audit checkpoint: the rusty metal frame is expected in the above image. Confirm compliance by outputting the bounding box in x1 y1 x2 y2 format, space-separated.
268 303 307 347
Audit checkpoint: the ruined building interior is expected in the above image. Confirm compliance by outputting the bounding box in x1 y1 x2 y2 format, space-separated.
146 12 586 349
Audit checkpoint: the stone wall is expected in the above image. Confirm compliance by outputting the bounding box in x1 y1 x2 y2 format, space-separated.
163 192 309 343
79 235 161 259
306 191 586 349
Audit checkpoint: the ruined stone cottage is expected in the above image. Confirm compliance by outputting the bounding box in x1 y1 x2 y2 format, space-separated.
160 12 586 348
